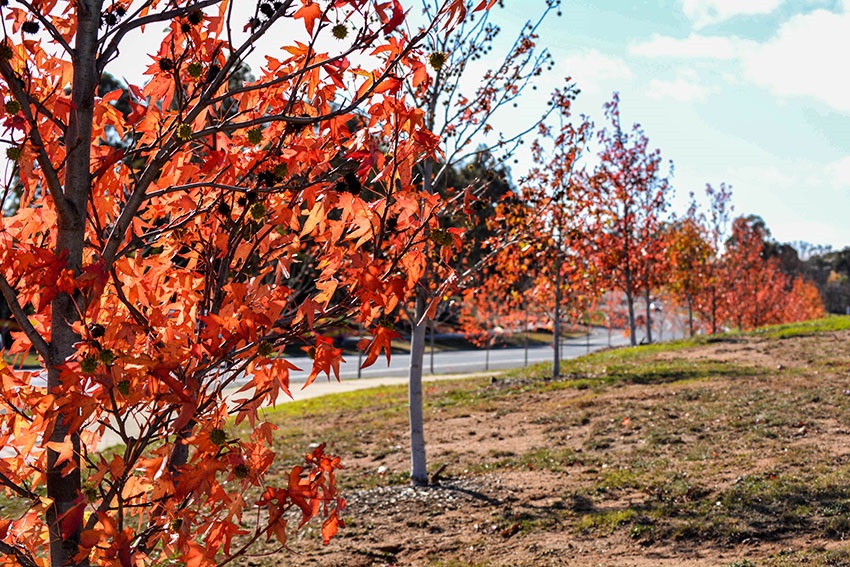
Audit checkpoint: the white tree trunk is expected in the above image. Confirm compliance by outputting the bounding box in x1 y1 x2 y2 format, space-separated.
626 290 637 347
553 262 562 379
408 294 429 486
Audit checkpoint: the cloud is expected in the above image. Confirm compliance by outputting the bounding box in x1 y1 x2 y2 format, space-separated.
630 6 850 114
629 33 756 60
560 49 633 95
647 76 715 102
681 0 785 28
828 155 850 186
723 159 850 247
742 8 850 113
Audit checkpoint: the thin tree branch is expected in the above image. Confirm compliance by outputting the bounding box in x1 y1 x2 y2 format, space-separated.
97 0 222 74
0 470 38 500
0 274 50 361
0 541 38 567
16 0 74 54
0 61 73 221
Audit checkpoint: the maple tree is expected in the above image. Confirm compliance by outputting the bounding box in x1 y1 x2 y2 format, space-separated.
0 1 491 565
720 216 824 330
691 182 734 334
664 195 712 337
511 87 599 378
401 0 560 486
784 275 826 323
588 93 671 346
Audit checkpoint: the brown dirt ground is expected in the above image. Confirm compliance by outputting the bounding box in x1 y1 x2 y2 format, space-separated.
236 329 850 566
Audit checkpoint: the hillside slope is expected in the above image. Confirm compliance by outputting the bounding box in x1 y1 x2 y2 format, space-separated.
237 318 850 567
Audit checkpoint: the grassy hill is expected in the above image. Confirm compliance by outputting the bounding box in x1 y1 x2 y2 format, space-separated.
240 317 850 565
230 317 850 566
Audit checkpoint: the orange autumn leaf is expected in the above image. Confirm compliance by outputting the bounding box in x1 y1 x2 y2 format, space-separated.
303 338 344 388
0 0 496 564
322 508 344 545
294 1 322 35
360 325 400 369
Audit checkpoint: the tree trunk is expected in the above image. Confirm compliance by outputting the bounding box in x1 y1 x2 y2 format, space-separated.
624 265 637 346
687 295 694 338
408 294 429 486
710 287 718 334
625 291 637 347
552 262 562 379
644 288 653 344
48 3 100 564
429 321 435 374
47 293 84 567
524 310 529 367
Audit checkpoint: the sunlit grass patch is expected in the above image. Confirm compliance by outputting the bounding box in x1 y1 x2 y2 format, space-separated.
752 315 850 339
576 508 637 533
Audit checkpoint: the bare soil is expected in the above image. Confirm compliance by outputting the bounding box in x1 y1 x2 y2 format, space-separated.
237 327 850 566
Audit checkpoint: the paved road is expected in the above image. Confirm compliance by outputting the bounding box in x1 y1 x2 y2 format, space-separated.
12 327 632 450
282 326 632 384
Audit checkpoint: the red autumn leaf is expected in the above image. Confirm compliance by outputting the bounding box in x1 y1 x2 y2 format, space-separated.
59 494 86 540
381 0 406 35
360 325 400 369
303 338 343 388
322 508 343 544
287 466 317 527
294 2 322 35
46 437 76 470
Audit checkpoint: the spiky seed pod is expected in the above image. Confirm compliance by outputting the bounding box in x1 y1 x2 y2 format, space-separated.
249 202 266 221
259 2 275 17
332 24 348 39
187 61 203 78
257 341 274 357
176 123 193 141
99 349 116 365
187 9 204 25
158 57 174 72
343 171 362 195
80 355 99 374
247 126 263 145
429 51 446 70
209 428 227 446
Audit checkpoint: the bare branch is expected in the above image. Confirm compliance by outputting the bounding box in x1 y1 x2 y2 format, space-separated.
0 470 38 500
15 0 74 55
0 60 73 221
97 0 223 74
0 274 50 361
0 541 38 567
